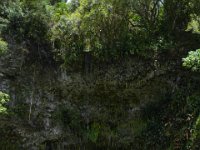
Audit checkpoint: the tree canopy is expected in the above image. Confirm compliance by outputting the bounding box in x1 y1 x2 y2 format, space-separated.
0 0 199 67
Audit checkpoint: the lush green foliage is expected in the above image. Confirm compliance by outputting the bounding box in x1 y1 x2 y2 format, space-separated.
0 39 8 55
0 0 198 67
0 92 9 114
183 49 200 71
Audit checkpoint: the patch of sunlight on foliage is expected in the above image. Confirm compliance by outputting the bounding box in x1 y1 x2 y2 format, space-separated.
51 2 70 21
183 49 200 71
186 15 200 34
0 39 8 55
0 91 9 114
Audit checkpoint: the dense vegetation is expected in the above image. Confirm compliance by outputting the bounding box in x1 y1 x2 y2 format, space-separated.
1 0 199 67
1 0 200 149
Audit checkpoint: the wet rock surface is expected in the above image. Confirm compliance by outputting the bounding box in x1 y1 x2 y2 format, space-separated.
0 55 192 149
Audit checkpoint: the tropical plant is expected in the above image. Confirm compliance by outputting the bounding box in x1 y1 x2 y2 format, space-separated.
0 39 8 55
183 49 200 71
0 92 9 114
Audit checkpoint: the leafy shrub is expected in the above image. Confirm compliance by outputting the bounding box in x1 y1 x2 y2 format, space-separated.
183 49 200 71
0 39 8 55
0 91 9 114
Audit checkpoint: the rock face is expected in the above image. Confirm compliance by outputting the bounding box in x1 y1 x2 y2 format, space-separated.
0 54 195 149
